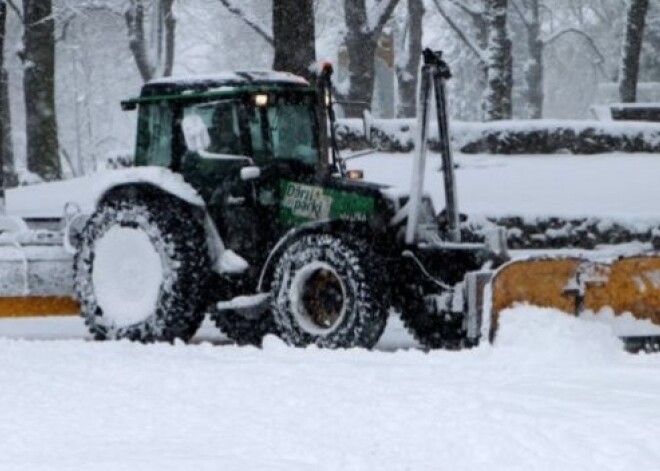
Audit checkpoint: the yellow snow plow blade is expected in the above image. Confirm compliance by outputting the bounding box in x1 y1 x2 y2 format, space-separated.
0 242 79 318
490 255 660 337
0 297 79 318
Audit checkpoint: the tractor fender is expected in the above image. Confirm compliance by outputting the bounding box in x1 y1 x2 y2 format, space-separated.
256 219 373 293
93 167 204 208
88 168 247 275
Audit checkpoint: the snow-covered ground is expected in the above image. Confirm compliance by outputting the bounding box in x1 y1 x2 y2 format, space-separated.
2 151 660 470
1 309 659 471
349 152 660 221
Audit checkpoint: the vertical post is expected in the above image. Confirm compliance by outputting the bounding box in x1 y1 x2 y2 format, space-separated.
432 56 461 242
405 62 432 245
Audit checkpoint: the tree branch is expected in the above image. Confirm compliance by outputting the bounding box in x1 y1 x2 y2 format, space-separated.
510 0 531 28
446 0 484 18
216 0 273 46
542 27 606 65
373 0 403 35
431 0 487 65
5 0 22 22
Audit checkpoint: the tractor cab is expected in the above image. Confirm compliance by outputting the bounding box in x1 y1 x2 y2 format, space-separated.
122 71 337 269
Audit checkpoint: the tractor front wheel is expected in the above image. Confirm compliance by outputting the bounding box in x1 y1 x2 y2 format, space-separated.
270 233 387 349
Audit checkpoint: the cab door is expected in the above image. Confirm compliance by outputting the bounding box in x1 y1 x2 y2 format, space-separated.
178 99 263 263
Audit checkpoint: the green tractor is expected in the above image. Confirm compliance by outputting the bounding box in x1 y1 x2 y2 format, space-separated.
72 53 506 349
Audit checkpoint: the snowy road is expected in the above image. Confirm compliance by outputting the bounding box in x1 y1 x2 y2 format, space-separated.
2 152 660 469
1 309 659 470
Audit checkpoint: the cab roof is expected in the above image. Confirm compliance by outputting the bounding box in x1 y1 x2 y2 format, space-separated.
122 70 311 110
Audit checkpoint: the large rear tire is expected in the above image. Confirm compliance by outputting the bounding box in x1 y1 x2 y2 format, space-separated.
270 233 387 349
74 188 210 342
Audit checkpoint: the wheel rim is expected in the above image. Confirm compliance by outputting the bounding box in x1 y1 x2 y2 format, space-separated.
289 262 347 335
92 226 165 328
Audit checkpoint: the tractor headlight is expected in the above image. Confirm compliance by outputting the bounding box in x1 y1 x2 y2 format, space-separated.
254 94 268 107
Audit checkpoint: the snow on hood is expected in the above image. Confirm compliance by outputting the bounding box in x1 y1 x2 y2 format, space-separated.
5 167 204 219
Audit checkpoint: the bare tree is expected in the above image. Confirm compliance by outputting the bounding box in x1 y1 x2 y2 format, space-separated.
273 0 315 79
619 0 649 102
342 0 402 117
124 0 176 82
22 0 60 180
395 0 423 117
513 0 608 118
217 0 316 80
0 1 14 186
216 0 272 46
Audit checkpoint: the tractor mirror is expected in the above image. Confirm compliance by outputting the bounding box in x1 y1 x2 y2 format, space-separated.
181 114 211 152
240 166 261 181
362 109 373 143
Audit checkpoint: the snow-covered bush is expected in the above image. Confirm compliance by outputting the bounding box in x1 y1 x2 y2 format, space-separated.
336 118 660 154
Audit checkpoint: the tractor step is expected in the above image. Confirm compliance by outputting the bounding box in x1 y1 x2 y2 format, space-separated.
215 293 271 320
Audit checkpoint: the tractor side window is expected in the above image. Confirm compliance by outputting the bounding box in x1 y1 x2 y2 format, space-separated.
136 102 173 167
181 101 247 158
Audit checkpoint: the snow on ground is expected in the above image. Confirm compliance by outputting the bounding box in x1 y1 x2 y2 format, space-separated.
348 152 660 222
2 152 660 469
1 307 659 471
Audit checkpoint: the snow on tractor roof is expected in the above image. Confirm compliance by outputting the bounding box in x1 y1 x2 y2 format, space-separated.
141 70 309 98
121 70 311 110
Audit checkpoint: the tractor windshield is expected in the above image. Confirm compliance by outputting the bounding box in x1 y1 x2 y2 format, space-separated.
179 91 320 166
248 92 320 165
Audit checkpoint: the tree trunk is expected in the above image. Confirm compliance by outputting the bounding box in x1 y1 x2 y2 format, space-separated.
0 68 13 186
23 0 60 180
344 0 377 117
483 0 512 120
125 0 176 82
396 0 424 118
0 1 13 187
619 0 649 103
524 0 543 118
273 0 316 79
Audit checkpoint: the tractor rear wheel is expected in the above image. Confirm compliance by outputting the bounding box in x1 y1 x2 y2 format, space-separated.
270 233 387 349
74 188 210 342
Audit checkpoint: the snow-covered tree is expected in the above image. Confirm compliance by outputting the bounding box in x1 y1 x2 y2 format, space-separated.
395 0 423 118
512 0 607 118
483 0 512 120
124 0 176 82
431 0 513 121
618 0 649 103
